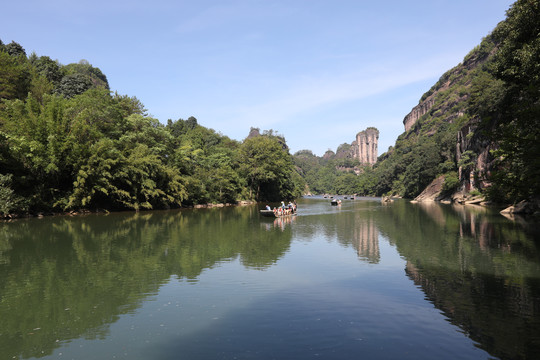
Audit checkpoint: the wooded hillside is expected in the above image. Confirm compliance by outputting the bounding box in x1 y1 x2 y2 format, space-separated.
0 43 304 216
294 0 539 205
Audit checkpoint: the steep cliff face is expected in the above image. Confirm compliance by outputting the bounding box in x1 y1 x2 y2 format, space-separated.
367 31 505 200
353 128 379 165
402 44 493 136
455 123 497 193
403 97 436 132
329 127 379 165
400 37 503 200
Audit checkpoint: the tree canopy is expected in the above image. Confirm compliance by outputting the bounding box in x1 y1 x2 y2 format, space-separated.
0 41 303 216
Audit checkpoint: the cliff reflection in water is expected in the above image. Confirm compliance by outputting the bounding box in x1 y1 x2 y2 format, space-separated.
380 200 540 360
335 201 381 263
290 199 382 264
2 198 539 360
0 205 291 359
351 217 379 263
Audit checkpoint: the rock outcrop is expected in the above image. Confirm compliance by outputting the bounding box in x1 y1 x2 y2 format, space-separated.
245 127 289 150
412 175 446 202
402 44 492 134
500 200 540 215
326 127 379 166
455 124 496 193
397 36 502 205
403 97 435 132
352 127 379 165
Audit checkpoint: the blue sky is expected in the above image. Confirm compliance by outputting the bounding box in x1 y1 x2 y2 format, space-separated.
2 0 515 156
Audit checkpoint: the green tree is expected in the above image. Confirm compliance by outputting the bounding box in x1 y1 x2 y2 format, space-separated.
63 59 109 89
0 51 31 101
121 144 186 210
0 174 26 216
30 55 63 86
113 92 147 118
67 138 127 209
5 41 26 57
56 73 93 98
56 60 109 98
239 136 296 201
311 165 338 194
487 0 540 201
334 172 360 195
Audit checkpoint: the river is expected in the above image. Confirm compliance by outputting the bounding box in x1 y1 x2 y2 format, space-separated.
1 197 539 359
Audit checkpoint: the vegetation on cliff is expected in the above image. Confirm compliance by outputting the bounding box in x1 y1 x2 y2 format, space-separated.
0 41 303 216
294 0 539 204
482 0 540 202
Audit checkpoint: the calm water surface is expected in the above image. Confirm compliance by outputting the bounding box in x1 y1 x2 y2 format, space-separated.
1 197 539 359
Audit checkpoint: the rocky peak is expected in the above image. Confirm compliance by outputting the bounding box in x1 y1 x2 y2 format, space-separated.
246 127 261 139
354 127 379 165
327 127 379 165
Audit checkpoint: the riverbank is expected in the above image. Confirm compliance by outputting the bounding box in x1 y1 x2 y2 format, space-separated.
0 200 258 221
409 175 539 217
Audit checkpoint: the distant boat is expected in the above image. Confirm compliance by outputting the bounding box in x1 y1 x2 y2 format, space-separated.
331 199 341 206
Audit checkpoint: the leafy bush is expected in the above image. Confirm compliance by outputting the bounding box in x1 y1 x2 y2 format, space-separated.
0 174 27 215
441 172 460 196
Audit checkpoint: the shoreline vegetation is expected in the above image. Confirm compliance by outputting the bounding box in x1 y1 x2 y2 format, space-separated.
0 200 259 221
1 194 537 222
2 188 527 223
0 42 305 218
1 1 539 220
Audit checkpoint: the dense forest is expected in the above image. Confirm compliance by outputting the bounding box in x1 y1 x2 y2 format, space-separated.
294 0 539 205
0 42 304 216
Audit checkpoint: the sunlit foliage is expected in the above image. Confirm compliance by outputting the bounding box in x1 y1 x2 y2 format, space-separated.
0 42 302 215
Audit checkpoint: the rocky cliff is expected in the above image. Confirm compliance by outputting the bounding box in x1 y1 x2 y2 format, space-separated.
402 44 491 136
297 1 539 205
353 128 379 165
363 30 508 201
399 39 501 201
404 51 491 132
333 127 379 165
403 97 436 132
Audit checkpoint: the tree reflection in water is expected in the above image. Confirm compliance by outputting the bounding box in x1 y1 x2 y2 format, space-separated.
0 199 539 360
380 200 540 360
0 206 292 359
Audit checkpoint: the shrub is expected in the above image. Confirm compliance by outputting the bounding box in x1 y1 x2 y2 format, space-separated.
442 172 460 195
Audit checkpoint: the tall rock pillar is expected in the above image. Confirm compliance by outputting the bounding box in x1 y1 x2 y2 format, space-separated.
355 127 379 165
